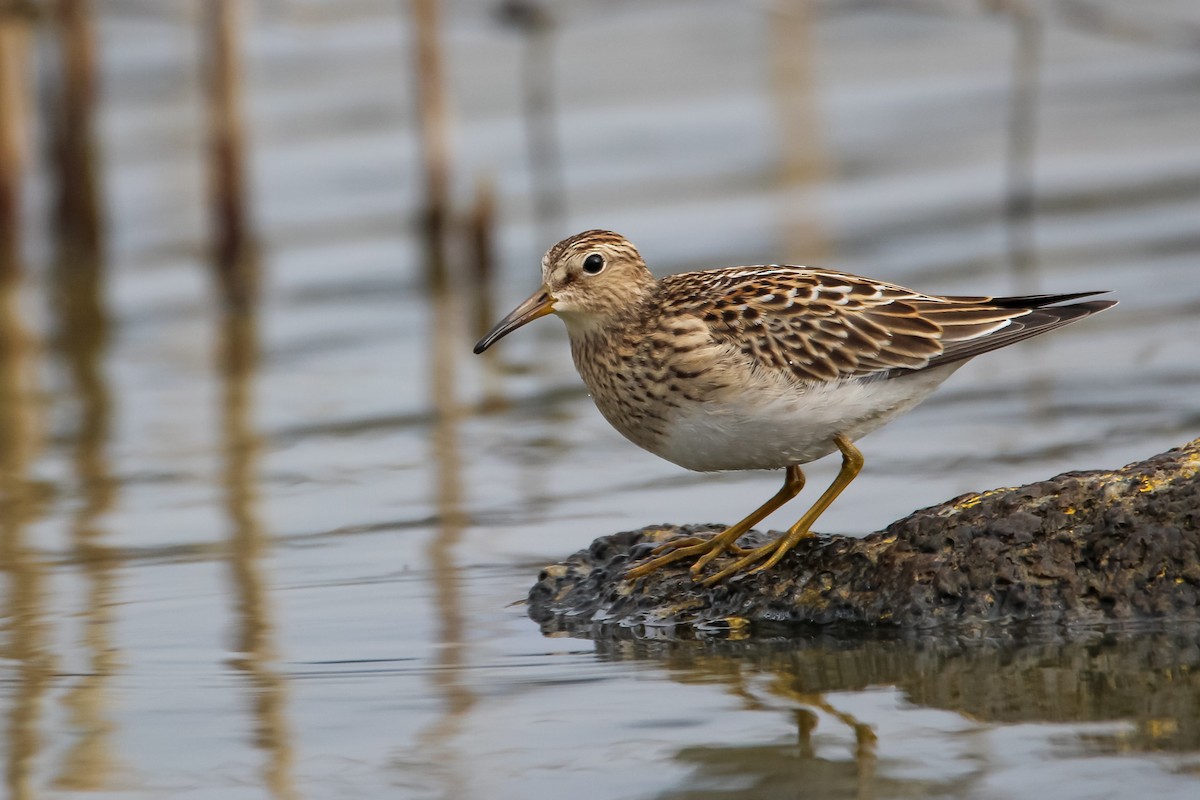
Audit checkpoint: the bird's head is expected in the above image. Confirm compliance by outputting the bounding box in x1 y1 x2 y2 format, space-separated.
473 230 655 353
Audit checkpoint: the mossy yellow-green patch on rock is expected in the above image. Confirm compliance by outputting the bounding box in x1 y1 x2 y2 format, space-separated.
529 439 1200 637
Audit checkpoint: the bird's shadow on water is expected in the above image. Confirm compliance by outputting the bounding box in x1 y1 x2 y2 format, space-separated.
572 624 1200 798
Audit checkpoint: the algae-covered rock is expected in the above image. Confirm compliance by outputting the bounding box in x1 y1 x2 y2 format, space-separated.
528 439 1200 636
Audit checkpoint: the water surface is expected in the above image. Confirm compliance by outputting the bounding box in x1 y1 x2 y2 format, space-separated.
2 1 1200 798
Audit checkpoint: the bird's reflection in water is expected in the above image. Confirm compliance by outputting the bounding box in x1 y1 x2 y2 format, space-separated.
591 627 1200 798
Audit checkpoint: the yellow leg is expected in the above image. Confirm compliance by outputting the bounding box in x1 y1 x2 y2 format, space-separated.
625 466 805 581
701 434 864 586
655 467 805 565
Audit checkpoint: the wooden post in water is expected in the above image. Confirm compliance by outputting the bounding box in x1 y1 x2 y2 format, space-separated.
497 0 565 243
767 0 829 264
410 0 453 292
467 176 496 346
0 2 34 281
203 0 258 314
1005 2 1043 291
467 176 507 409
52 0 102 264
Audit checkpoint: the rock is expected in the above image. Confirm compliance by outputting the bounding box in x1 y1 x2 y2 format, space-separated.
528 438 1200 636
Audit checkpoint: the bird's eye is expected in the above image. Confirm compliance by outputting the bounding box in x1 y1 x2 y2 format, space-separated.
582 253 606 275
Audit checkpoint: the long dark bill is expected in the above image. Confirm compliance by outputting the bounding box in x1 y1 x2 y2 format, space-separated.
473 287 556 353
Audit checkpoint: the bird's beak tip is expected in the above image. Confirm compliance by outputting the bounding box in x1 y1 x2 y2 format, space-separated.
472 287 555 354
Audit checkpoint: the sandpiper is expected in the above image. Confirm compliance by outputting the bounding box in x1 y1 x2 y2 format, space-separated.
474 230 1115 585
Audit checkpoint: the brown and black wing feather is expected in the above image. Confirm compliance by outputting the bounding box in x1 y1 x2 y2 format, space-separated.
658 267 1114 384
922 293 1115 371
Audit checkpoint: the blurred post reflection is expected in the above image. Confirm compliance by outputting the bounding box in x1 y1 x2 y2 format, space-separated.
219 309 298 800
768 0 829 263
0 252 50 800
49 238 121 790
0 1 33 278
417 240 475 799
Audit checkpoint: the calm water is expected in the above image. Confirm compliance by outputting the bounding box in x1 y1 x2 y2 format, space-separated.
3 1 1200 798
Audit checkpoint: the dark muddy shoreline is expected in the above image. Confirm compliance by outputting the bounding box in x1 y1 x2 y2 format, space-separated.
530 439 1200 637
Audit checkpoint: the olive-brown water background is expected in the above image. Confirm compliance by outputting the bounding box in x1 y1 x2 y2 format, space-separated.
1 1 1200 798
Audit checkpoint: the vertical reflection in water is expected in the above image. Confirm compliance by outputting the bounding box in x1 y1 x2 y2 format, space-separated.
219 310 298 800
419 276 475 798
1005 4 1043 292
794 708 818 760
767 0 829 263
777 687 877 799
0 268 50 800
49 249 121 790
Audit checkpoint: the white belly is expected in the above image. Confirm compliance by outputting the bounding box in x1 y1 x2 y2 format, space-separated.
652 364 961 472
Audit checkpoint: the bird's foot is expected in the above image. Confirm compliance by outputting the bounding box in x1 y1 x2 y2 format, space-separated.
648 536 708 555
648 536 751 558
625 530 750 581
699 530 812 586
